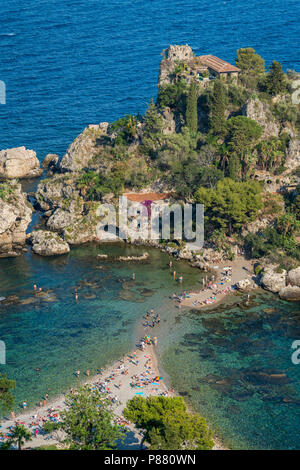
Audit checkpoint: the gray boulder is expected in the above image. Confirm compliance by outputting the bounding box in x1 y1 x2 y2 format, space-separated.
29 230 70 256
286 267 300 288
42 153 59 169
285 139 300 171
0 181 32 255
0 146 42 179
260 265 287 293
279 285 300 301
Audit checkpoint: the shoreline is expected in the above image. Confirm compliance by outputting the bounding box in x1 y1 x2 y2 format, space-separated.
179 256 256 310
1 249 259 451
0 344 226 450
1 320 227 450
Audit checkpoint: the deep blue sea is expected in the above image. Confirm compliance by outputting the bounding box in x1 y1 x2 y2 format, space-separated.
0 0 300 450
0 0 299 160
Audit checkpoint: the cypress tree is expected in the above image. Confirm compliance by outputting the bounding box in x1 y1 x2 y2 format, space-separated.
265 61 287 96
185 81 198 133
209 80 227 136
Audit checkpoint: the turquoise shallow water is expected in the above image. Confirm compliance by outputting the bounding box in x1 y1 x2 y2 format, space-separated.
0 245 300 449
0 244 200 410
157 292 300 450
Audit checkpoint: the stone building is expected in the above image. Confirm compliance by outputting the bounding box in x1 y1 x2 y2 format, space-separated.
158 45 240 87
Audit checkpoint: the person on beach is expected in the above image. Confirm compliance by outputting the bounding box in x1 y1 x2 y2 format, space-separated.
34 284 37 291
86 369 90 377
76 370 80 378
23 401 27 409
132 272 135 280
11 411 15 420
169 260 172 268
178 275 183 283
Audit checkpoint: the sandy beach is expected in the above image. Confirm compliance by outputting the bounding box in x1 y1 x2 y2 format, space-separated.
0 341 225 450
1 256 254 451
179 256 255 310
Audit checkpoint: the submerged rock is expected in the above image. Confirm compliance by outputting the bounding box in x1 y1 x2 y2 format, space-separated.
28 230 70 256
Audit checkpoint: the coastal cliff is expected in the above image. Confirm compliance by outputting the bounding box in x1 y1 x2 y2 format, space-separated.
0 181 32 257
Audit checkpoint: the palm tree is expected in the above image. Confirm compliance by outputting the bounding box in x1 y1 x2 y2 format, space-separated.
9 424 32 450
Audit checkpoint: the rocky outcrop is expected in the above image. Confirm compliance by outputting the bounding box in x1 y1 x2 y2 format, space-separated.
0 146 42 179
35 175 102 245
286 267 300 287
242 99 279 139
279 285 300 301
63 217 99 245
46 208 77 231
285 138 300 171
36 174 81 212
260 265 287 293
42 153 59 169
60 124 109 173
158 45 194 87
0 181 32 256
236 278 256 292
29 230 70 256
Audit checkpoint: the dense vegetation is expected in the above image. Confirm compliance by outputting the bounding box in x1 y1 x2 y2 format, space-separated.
59 386 124 450
71 47 299 262
124 396 214 450
0 373 16 415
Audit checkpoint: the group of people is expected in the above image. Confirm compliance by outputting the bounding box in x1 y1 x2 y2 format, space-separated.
1 407 62 444
143 309 160 328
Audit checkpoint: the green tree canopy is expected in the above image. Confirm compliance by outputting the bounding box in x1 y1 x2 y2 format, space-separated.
157 80 187 114
185 81 198 133
226 116 262 156
143 99 164 136
209 80 227 135
235 47 265 75
124 396 213 450
0 373 16 415
8 424 31 450
265 61 287 96
194 178 262 235
60 386 124 450
110 115 138 145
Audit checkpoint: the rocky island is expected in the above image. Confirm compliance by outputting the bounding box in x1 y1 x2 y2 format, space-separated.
0 44 299 300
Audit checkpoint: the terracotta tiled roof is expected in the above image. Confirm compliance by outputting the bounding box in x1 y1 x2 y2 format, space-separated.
198 55 241 73
123 193 171 202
